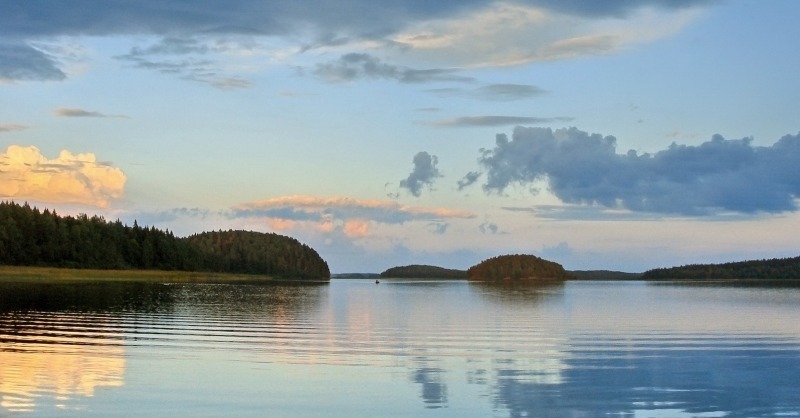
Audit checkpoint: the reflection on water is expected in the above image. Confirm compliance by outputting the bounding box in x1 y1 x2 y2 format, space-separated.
0 313 125 413
0 279 799 416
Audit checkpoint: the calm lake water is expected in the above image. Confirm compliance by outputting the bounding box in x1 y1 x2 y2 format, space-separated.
1 279 799 417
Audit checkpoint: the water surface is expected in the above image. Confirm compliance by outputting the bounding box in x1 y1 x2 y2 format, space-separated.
1 279 799 416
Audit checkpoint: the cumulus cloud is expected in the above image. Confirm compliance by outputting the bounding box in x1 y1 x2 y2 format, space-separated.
230 195 474 238
427 83 547 101
0 124 28 133
313 53 472 83
465 127 800 215
0 145 126 208
400 152 442 197
53 107 128 118
427 116 573 128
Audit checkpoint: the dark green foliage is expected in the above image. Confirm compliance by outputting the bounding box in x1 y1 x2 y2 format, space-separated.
642 256 800 280
467 254 572 281
380 264 467 279
185 230 329 279
0 201 329 279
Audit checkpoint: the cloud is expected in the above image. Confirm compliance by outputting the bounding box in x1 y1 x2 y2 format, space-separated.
233 195 474 225
427 83 547 101
53 108 128 118
426 116 574 127
457 171 482 191
313 53 472 83
525 0 717 18
479 221 499 234
388 2 706 68
400 152 442 197
466 127 800 215
1 1 712 82
0 145 126 208
0 42 66 82
0 124 28 133
115 37 253 89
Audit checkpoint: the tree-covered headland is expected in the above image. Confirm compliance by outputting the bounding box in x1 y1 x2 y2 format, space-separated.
467 254 573 281
0 201 330 279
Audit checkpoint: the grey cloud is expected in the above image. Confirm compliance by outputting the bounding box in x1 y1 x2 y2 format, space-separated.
53 108 128 118
428 222 450 235
0 42 66 81
115 37 252 89
526 0 717 17
0 124 28 133
313 53 472 84
1 1 715 83
427 84 547 101
479 222 499 234
469 126 800 215
457 171 481 191
0 1 487 39
427 116 574 128
0 1 714 39
400 151 442 197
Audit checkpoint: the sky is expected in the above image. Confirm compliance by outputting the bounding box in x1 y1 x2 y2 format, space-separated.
2 0 800 273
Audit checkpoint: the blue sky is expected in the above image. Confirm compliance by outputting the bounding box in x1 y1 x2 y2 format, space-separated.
2 0 799 273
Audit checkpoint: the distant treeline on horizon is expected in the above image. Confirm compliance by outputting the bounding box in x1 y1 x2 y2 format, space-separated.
642 257 800 280
0 201 330 279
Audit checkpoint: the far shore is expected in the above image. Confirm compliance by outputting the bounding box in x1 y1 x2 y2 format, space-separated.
0 265 286 283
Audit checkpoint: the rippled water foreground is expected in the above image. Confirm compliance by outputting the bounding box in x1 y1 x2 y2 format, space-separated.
1 279 799 416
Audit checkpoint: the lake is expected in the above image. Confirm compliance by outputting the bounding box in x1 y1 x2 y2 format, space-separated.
1 278 799 417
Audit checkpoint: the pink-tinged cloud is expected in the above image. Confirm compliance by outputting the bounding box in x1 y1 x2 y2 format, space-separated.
268 218 296 231
343 219 370 238
233 195 474 224
0 145 126 208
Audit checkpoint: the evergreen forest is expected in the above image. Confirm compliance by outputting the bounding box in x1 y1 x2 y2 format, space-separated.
0 201 330 279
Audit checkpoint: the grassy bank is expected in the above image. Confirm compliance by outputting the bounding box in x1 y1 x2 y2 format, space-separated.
0 265 277 283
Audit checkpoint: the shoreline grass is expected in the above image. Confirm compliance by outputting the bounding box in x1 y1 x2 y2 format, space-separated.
0 265 279 283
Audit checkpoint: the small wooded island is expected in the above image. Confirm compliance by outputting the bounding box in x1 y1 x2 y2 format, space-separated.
0 201 330 280
381 255 573 281
467 254 574 281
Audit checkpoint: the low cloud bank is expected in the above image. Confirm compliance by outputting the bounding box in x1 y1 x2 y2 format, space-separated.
463 127 800 215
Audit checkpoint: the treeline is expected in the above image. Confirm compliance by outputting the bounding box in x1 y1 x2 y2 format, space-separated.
0 201 329 279
642 256 800 280
380 264 467 279
467 254 573 281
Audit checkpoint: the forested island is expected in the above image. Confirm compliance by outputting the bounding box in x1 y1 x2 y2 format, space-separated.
642 256 800 280
467 254 573 281
0 201 330 279
380 264 467 279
